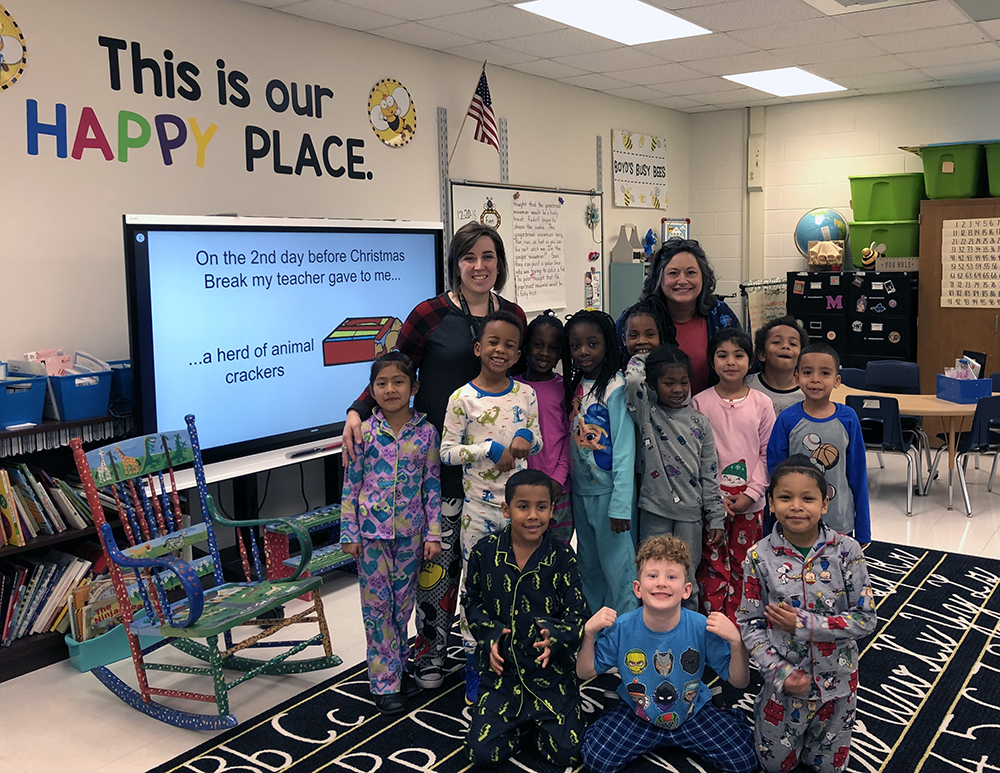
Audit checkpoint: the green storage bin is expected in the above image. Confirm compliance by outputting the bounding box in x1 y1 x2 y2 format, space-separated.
849 173 925 221
921 143 985 199
848 221 919 268
984 142 1000 197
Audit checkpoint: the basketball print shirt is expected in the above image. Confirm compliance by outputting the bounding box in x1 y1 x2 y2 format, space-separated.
766 402 871 544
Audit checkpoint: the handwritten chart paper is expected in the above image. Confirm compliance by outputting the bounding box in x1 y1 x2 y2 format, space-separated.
512 196 565 310
941 218 1000 307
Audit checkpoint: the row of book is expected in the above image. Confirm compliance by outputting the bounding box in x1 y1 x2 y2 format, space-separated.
0 463 99 547
1 542 108 646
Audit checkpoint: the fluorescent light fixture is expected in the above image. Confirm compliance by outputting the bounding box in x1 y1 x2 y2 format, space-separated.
514 0 711 46
723 67 846 97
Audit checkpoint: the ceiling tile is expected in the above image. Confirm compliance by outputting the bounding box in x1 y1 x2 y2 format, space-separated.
896 42 1000 68
920 59 1000 83
281 0 404 30
869 24 990 54
981 19 1000 39
835 0 971 35
679 0 822 32
646 95 708 110
728 16 856 50
687 104 725 112
500 28 622 58
237 0 301 7
612 62 708 86
836 70 936 90
552 47 666 73
443 42 540 67
374 22 478 50
777 37 885 66
336 0 493 21
699 87 772 105
420 4 563 39
506 58 589 79
559 73 633 91
645 0 734 8
636 32 756 62
857 82 944 95
809 55 910 79
603 84 671 101
684 50 793 77
652 76 743 95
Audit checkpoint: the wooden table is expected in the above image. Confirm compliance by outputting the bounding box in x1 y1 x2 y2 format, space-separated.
832 383 986 513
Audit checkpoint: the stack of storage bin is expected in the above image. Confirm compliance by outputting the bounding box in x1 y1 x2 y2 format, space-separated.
848 173 925 268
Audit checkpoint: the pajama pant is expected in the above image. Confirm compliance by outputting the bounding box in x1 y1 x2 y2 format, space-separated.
574 491 638 616
357 532 422 695
548 489 574 547
412 497 463 670
467 692 585 767
638 510 702 611
754 687 856 773
582 697 757 773
697 509 763 621
458 495 507 652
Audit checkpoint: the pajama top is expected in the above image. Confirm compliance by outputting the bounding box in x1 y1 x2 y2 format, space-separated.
340 408 442 543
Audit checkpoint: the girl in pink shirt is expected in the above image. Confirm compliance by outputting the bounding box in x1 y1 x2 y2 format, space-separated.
515 311 573 545
692 328 775 620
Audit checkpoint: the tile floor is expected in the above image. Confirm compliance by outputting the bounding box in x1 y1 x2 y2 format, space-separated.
1 452 999 773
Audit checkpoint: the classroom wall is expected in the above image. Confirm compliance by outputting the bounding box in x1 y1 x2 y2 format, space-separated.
2 0 691 361
759 82 1000 279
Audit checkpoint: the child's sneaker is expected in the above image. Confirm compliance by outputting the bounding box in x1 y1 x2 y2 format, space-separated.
414 662 443 689
465 655 480 705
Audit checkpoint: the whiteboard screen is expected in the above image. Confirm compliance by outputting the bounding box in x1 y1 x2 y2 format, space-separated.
450 182 604 314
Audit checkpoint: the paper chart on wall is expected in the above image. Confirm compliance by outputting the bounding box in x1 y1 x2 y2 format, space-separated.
940 217 1000 308
511 195 565 310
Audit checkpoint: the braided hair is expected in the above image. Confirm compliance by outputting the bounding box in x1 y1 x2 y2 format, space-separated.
563 309 621 409
515 309 565 377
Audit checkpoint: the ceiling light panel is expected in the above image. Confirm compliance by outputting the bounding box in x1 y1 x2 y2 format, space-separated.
723 67 847 96
514 0 712 46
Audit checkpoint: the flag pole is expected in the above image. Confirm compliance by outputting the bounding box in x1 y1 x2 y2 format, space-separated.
448 61 487 168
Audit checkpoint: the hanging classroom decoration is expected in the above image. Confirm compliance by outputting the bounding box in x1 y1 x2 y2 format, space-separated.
0 5 27 92
611 128 667 209
368 78 416 147
479 197 501 228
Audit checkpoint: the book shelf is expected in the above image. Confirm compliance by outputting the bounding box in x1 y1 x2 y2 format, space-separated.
0 415 131 683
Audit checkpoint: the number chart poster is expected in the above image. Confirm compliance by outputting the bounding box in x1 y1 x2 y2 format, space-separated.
940 218 1000 308
611 128 667 209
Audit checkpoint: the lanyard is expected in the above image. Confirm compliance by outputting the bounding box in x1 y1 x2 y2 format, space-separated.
457 289 496 344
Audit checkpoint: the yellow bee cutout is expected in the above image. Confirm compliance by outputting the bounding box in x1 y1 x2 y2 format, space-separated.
620 184 632 207
0 5 27 91
651 186 662 209
650 136 659 152
368 78 417 147
621 131 633 150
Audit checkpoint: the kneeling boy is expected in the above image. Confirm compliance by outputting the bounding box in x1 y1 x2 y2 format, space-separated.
578 535 757 773
463 469 589 766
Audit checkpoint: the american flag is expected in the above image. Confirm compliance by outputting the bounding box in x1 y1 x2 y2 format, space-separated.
468 69 499 153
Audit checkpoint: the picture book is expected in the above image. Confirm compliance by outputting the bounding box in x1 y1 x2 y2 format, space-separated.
1 564 28 646
18 464 67 533
5 468 54 535
14 556 59 639
0 470 24 547
36 468 88 530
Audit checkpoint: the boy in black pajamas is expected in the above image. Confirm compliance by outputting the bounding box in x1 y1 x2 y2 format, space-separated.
463 469 589 766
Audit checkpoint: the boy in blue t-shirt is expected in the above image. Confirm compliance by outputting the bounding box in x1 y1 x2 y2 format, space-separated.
766 343 871 545
576 535 756 773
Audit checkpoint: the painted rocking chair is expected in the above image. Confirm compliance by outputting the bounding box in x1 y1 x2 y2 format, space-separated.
70 414 341 729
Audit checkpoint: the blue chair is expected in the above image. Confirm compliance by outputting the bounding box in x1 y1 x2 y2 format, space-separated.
840 368 867 389
845 394 920 516
924 395 1000 516
991 371 1000 393
865 360 932 483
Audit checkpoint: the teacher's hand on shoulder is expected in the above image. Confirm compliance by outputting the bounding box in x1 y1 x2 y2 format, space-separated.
342 409 364 464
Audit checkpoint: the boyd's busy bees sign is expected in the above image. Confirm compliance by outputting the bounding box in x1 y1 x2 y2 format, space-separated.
611 128 667 209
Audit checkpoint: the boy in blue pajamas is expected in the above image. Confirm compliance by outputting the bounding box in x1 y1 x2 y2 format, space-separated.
577 535 756 773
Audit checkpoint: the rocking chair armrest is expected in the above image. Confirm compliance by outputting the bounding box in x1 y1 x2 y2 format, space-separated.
203 495 314 581
98 522 205 627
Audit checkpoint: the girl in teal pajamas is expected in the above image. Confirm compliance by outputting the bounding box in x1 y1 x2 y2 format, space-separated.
564 310 638 615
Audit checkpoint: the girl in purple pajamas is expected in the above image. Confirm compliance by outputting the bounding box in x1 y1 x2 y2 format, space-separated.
341 352 443 716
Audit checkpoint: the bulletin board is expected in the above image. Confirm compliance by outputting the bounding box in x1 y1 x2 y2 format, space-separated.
450 181 604 314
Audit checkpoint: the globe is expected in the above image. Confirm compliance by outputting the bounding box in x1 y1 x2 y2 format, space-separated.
794 208 849 258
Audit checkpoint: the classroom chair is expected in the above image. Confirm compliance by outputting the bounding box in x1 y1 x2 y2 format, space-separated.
70 415 341 729
845 395 921 516
923 396 1000 517
864 360 933 483
840 367 867 389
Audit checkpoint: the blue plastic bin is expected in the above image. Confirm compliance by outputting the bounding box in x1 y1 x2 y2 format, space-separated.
0 375 47 428
49 370 113 421
108 359 132 403
936 375 992 404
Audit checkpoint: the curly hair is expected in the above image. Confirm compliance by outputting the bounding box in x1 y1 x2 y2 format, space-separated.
563 309 621 410
752 315 808 366
639 237 718 317
477 308 524 347
447 221 508 294
635 534 692 578
623 297 677 354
